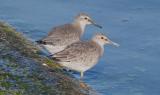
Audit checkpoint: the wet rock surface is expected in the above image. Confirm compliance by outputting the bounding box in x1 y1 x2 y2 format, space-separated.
0 22 97 95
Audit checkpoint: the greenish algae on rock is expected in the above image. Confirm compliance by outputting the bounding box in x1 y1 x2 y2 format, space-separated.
0 22 98 95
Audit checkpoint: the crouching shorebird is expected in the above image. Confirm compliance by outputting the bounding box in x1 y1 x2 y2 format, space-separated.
52 33 119 78
36 13 102 54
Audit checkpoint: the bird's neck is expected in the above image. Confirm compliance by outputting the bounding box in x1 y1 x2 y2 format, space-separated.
92 40 104 56
73 21 86 35
93 39 104 48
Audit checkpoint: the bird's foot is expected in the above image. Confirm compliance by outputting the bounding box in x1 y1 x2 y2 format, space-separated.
47 54 54 58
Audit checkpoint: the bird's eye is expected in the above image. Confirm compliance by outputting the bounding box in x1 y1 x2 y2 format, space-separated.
84 17 88 20
101 37 104 39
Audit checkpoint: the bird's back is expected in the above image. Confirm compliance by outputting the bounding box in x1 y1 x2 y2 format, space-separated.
36 23 83 54
53 41 102 72
42 24 81 46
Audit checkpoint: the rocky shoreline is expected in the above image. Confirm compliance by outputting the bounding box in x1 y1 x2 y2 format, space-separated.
0 22 97 95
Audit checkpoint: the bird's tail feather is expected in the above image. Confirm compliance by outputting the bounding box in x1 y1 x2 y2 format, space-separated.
52 57 70 62
36 40 46 45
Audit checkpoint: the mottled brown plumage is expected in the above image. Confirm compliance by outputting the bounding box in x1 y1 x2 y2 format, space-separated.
43 24 82 46
36 13 102 54
52 33 119 78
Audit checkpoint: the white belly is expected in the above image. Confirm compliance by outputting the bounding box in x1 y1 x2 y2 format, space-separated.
59 61 97 73
43 45 66 54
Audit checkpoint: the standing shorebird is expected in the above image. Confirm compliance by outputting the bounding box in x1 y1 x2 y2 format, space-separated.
36 13 102 54
52 33 119 78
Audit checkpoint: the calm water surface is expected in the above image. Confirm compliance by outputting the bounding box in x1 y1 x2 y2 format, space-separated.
0 0 160 95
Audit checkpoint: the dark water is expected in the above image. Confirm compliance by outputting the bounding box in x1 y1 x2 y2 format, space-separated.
0 0 160 95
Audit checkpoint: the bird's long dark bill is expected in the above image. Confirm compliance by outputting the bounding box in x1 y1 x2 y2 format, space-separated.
109 40 120 47
93 23 102 29
89 20 102 28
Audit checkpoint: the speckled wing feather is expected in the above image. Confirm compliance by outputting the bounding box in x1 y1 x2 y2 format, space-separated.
40 24 81 46
53 41 101 64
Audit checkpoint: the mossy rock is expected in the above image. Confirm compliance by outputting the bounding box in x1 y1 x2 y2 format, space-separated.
0 22 97 95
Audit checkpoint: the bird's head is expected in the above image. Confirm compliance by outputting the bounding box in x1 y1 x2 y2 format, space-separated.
74 13 102 28
93 33 120 47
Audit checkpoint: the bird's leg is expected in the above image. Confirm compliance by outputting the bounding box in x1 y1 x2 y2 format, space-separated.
49 54 54 56
80 71 84 79
47 54 54 57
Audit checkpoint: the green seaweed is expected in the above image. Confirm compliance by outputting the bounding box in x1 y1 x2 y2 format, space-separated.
0 22 96 95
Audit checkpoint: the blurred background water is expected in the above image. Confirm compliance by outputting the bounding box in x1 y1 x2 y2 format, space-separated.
0 0 160 95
